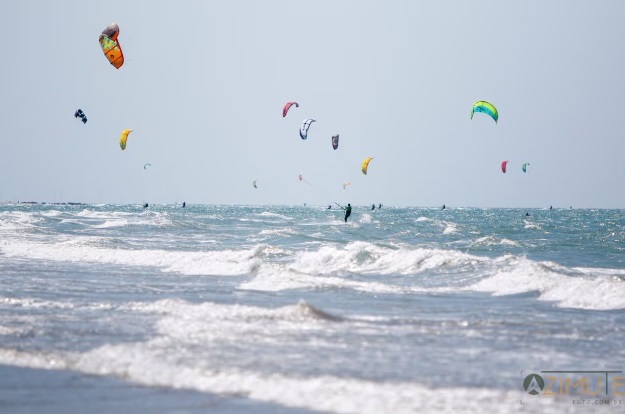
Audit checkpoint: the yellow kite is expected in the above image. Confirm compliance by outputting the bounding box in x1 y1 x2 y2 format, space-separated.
362 157 373 175
119 129 133 150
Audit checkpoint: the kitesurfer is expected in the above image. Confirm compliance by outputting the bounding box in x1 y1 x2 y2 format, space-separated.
327 205 332 209
378 204 382 209
143 202 148 208
525 212 530 216
344 204 352 222
371 204 375 211
442 204 446 210
182 201 186 208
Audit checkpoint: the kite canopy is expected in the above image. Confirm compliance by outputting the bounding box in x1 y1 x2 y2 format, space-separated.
144 163 151 170
342 182 351 190
253 180 258 189
299 118 316 140
522 163 530 173
332 134 339 150
361 157 373 175
471 101 498 123
119 129 133 150
501 160 508 173
99 22 124 69
283 102 299 117
74 109 87 124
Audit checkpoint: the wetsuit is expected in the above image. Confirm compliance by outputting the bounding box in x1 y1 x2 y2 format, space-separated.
344 204 352 222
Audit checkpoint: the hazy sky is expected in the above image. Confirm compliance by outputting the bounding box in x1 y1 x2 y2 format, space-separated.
1 1 624 207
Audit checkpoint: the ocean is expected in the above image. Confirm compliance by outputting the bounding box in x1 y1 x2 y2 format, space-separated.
1 204 624 413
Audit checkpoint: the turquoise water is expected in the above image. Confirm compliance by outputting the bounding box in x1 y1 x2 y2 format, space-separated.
1 204 624 413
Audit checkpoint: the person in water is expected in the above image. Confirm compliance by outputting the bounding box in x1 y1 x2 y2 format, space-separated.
344 203 352 222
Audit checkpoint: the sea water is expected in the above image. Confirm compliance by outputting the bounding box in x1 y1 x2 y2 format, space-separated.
1 204 624 413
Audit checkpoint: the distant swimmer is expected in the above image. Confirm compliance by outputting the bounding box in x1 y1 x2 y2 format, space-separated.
344 203 352 222
442 204 446 210
525 212 530 216
182 201 186 208
371 204 375 211
143 202 149 208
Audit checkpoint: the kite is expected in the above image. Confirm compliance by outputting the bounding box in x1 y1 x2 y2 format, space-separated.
144 163 151 170
253 180 258 189
342 182 351 190
361 157 374 175
522 163 530 173
283 102 299 117
74 109 87 124
332 134 339 150
299 118 316 140
501 160 508 173
119 129 133 150
471 101 498 123
99 23 124 69
298 174 312 185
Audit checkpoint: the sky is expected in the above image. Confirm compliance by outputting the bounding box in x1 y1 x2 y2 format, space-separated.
1 0 624 208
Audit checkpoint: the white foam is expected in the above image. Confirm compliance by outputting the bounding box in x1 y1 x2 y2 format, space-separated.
255 211 292 220
443 222 458 234
92 219 131 228
76 209 134 218
290 242 483 276
467 256 625 310
0 211 42 230
0 296 117 311
241 265 405 293
241 242 486 293
359 214 372 223
0 239 261 276
524 220 542 230
40 210 63 217
0 297 75 309
258 228 297 237
471 236 520 247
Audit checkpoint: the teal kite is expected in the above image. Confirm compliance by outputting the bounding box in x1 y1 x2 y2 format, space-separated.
471 101 498 123
522 163 530 173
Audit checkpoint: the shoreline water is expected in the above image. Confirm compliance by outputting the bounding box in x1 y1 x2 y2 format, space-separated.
0 365 327 414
